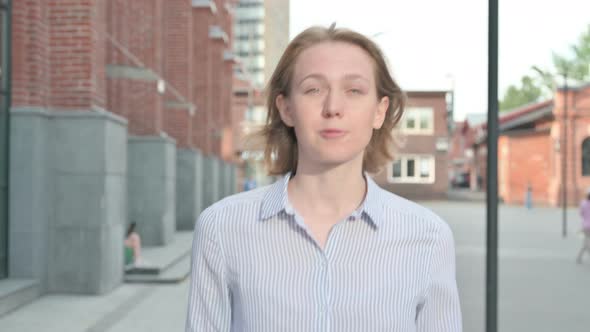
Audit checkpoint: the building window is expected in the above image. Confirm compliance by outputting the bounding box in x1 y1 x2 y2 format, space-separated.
236 6 264 20
401 107 434 135
389 155 436 183
582 137 590 176
245 106 267 124
235 39 264 55
392 160 402 177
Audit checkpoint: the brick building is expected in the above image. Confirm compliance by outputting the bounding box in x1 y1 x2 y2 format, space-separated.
233 0 290 188
374 91 452 200
448 113 487 188
2 0 253 309
471 84 590 206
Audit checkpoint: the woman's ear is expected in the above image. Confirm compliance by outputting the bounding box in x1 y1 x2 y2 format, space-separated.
373 96 389 129
276 94 295 127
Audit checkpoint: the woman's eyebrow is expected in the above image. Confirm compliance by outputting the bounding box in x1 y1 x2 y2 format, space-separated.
297 73 370 85
297 73 325 86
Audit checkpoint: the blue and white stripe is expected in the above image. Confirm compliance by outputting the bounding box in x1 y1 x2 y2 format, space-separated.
186 173 462 331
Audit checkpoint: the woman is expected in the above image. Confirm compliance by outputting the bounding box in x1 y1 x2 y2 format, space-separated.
186 25 462 331
576 189 590 263
124 222 142 266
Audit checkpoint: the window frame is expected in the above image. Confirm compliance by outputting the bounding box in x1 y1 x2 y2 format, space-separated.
388 155 436 184
400 107 434 135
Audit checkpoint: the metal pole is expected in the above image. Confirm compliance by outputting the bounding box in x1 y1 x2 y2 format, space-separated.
562 73 568 237
2 0 13 279
486 0 499 331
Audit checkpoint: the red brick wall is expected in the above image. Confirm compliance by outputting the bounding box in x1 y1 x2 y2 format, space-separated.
191 6 214 154
12 0 50 108
499 132 551 205
552 86 590 206
13 0 107 110
48 0 107 110
106 0 164 136
162 0 193 147
210 37 224 155
13 0 239 155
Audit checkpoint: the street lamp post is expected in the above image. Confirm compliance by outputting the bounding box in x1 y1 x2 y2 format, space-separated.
486 0 499 331
561 72 568 238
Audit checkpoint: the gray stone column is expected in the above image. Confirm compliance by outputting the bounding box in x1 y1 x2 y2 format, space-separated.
229 164 236 195
218 160 227 200
214 157 223 202
176 149 203 230
11 109 128 295
202 156 220 210
128 136 176 246
223 162 234 198
9 108 51 290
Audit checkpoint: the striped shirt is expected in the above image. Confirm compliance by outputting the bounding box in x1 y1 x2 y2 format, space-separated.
186 173 462 331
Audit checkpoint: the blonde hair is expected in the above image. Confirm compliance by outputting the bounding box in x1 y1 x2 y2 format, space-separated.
260 25 405 175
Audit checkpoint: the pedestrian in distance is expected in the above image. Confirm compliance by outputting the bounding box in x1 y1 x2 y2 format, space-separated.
124 222 143 267
525 182 533 210
186 24 462 331
576 188 590 264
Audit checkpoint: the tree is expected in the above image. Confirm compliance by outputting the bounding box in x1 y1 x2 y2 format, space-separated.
500 75 543 111
500 25 590 111
533 25 590 91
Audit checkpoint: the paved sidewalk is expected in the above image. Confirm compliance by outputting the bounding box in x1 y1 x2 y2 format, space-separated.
425 202 589 332
0 231 194 332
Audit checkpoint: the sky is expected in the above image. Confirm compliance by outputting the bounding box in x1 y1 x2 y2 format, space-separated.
289 0 590 120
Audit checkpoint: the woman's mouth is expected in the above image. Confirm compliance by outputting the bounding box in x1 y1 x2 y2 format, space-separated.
320 129 347 139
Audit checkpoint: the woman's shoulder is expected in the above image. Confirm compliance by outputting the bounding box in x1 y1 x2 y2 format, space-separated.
198 184 273 221
377 187 448 229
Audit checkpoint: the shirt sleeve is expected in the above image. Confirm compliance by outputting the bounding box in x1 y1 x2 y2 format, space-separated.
185 207 231 332
416 221 463 331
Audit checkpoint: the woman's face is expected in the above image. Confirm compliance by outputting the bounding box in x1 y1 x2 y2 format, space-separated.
276 41 389 171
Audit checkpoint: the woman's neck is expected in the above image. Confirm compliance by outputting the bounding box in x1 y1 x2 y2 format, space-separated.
287 162 367 221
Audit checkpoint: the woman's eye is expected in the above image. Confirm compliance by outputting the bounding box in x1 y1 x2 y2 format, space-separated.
304 87 320 95
348 88 363 95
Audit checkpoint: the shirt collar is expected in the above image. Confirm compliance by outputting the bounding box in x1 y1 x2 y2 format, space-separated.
259 172 385 228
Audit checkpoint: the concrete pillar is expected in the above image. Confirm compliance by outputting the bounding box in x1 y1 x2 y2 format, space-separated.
49 112 127 294
176 149 203 230
229 164 237 194
218 160 227 199
223 162 234 198
10 110 128 295
128 136 176 246
202 155 220 209
9 109 51 290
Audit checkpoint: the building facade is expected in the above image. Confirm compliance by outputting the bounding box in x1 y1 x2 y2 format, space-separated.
2 0 248 311
374 91 452 200
233 0 290 188
448 114 486 188
471 83 590 206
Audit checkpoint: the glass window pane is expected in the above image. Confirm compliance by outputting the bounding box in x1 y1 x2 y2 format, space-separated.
392 160 401 178
420 158 430 178
407 159 415 177
419 112 429 129
406 117 415 129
